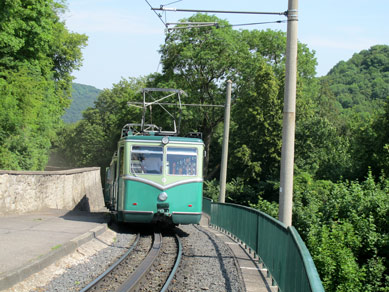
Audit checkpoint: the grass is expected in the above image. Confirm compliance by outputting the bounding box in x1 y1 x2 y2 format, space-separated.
51 244 62 251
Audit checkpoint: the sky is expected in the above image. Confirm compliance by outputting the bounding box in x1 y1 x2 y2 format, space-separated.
63 0 389 90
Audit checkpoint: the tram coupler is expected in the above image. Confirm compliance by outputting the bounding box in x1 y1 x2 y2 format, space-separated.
157 203 170 215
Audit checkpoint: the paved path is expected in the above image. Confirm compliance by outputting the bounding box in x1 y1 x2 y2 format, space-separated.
0 209 108 290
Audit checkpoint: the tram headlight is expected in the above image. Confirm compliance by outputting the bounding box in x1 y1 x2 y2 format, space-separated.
162 136 169 145
158 192 168 201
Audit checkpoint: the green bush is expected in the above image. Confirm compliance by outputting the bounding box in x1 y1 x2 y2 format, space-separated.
292 172 389 292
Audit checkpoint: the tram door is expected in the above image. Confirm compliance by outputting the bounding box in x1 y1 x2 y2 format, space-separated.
107 159 117 210
116 146 124 210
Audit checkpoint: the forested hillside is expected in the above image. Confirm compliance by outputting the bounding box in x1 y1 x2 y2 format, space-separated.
314 45 389 180
62 83 101 124
326 45 389 112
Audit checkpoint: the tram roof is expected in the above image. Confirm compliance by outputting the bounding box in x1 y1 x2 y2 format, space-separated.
121 135 204 144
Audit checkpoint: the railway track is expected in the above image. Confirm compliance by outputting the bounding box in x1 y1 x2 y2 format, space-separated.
81 231 182 292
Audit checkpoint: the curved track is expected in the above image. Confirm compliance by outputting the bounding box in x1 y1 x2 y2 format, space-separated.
80 233 141 292
81 231 182 292
117 233 162 291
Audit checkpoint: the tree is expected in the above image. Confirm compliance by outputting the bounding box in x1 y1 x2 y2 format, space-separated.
371 97 389 176
229 58 282 182
295 115 352 181
159 14 246 177
350 97 389 178
0 67 52 169
0 0 87 170
227 28 317 184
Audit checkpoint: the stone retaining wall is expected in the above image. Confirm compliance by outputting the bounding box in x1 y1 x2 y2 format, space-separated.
0 168 105 215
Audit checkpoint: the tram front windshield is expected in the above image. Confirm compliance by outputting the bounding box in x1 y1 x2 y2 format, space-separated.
131 146 163 174
167 147 197 176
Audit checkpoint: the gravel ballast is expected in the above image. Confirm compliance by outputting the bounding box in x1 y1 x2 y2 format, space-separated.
28 230 136 292
168 224 245 292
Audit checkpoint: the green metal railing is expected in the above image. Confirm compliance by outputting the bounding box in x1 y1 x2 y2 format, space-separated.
202 198 324 292
203 197 213 216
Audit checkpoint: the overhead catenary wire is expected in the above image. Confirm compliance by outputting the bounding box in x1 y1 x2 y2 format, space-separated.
153 6 287 30
144 1 170 72
147 3 287 69
161 0 183 7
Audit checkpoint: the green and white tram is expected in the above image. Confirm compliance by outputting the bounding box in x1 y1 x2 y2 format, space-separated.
105 124 204 225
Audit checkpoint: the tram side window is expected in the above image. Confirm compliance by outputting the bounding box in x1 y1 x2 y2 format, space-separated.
131 146 163 175
167 147 197 176
107 163 114 182
119 147 124 176
111 161 117 181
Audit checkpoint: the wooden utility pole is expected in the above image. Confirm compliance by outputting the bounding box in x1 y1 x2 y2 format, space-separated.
279 0 298 226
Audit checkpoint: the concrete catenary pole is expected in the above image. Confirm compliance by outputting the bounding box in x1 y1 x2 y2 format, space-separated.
279 0 298 226
219 80 232 203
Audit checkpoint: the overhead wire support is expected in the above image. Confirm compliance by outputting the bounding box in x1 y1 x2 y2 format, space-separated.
128 102 224 107
152 7 287 16
166 20 286 31
144 0 167 27
167 23 219 30
166 22 219 25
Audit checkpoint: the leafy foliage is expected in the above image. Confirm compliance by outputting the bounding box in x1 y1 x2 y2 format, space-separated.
292 172 389 292
230 59 282 181
0 0 87 170
0 67 53 169
326 45 389 111
350 97 389 178
295 115 352 180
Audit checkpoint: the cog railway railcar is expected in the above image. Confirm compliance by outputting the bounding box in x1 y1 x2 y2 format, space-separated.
104 88 205 225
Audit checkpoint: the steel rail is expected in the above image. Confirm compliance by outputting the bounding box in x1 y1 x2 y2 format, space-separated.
80 233 141 292
160 234 182 292
116 233 162 292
